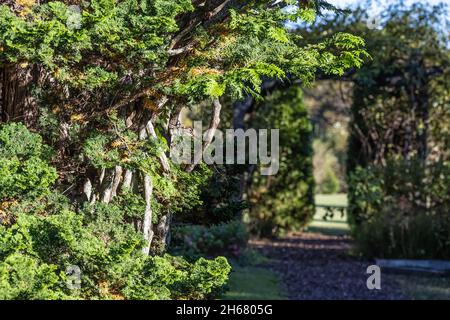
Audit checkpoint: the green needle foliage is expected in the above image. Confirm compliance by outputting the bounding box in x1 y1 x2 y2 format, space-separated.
0 123 231 299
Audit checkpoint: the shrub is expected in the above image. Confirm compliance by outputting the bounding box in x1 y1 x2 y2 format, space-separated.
0 207 232 300
248 86 315 236
0 124 231 300
170 256 231 300
171 220 248 259
321 168 340 194
347 158 450 259
0 253 68 300
115 255 231 300
0 122 57 201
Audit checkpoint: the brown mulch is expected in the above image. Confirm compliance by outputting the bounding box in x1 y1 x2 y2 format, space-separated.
250 232 409 300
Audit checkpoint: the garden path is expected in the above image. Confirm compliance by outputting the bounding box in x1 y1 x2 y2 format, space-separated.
250 232 408 300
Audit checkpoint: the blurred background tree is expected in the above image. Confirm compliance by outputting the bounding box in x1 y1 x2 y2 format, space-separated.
302 0 450 258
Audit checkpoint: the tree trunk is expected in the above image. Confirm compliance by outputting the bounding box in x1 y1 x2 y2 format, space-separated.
142 174 154 255
1 63 40 127
156 213 172 251
416 84 429 162
185 98 222 172
232 96 254 216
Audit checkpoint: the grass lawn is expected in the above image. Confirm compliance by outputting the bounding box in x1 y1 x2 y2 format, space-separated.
395 274 450 300
315 193 348 207
223 265 287 300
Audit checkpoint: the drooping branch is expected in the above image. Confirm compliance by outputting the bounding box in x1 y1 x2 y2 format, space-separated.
185 98 222 173
110 165 123 198
169 0 233 51
91 90 167 119
145 120 171 173
122 169 133 190
101 168 115 203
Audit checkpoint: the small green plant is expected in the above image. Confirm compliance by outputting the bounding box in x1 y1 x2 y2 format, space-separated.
0 202 232 300
171 220 248 259
0 123 57 201
321 168 340 194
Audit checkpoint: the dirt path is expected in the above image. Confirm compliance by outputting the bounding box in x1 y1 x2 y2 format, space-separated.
250 232 409 300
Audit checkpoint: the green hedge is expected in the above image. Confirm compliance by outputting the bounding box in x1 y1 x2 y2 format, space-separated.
348 158 450 259
248 86 315 236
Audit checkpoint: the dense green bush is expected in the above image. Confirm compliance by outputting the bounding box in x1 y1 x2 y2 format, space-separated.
248 86 315 236
171 220 248 259
0 196 231 300
0 252 69 300
313 138 343 195
0 123 57 201
0 123 231 300
0 189 232 300
113 255 231 300
321 168 340 195
348 159 450 259
339 4 450 260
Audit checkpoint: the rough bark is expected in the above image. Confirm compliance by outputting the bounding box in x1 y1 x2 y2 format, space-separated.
185 98 222 173
57 119 71 157
122 169 133 190
101 167 116 203
1 63 40 126
167 104 183 145
416 84 429 162
156 213 172 251
145 120 171 173
142 174 154 255
232 95 253 130
83 178 93 202
231 95 254 215
110 165 123 198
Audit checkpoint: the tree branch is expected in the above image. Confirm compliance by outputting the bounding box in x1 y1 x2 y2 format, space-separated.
185 98 222 172
141 174 154 255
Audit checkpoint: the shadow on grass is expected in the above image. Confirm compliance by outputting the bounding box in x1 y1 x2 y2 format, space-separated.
305 226 349 237
306 221 350 237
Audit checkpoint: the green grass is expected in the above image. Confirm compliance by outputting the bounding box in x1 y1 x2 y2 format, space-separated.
315 193 348 207
223 265 287 300
305 193 350 236
395 274 450 300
